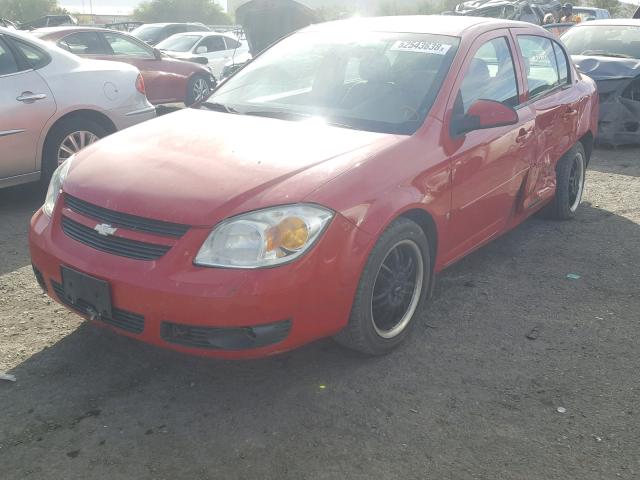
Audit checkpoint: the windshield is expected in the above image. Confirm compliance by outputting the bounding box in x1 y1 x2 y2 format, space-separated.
156 34 201 52
132 25 164 43
562 25 640 59
207 31 459 135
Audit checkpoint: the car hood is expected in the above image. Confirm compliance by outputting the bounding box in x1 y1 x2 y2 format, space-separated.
572 55 640 80
64 109 400 226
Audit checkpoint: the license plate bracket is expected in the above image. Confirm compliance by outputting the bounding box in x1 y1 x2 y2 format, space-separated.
61 266 112 319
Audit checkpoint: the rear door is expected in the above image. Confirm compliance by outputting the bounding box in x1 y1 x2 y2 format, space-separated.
514 32 581 208
196 35 229 77
444 30 536 262
0 35 55 179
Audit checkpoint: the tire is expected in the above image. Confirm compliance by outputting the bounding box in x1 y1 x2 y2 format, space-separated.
334 217 431 355
41 117 108 189
185 74 212 106
542 142 586 220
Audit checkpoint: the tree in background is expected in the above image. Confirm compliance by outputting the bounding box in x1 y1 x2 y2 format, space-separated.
134 0 231 24
0 0 63 22
377 0 459 16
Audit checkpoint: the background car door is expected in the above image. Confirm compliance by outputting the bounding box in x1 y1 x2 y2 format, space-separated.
515 33 582 208
195 35 228 77
443 31 535 263
101 32 172 103
0 35 55 179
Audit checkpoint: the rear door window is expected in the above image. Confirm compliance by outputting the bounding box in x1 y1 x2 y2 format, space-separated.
552 40 570 85
59 32 106 55
11 39 51 69
104 33 154 58
0 37 19 75
517 35 561 99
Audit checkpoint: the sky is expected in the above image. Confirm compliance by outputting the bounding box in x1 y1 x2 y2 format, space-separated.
60 0 228 15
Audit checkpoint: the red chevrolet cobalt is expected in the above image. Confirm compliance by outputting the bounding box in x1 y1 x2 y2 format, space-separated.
30 16 598 359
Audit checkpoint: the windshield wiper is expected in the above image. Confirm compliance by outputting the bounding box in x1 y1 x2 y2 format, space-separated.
244 110 359 130
580 50 633 59
201 102 240 113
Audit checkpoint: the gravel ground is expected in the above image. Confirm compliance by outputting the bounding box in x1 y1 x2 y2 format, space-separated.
0 147 639 480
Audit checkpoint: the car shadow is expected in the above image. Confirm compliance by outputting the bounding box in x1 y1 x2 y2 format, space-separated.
0 183 42 276
1 200 639 477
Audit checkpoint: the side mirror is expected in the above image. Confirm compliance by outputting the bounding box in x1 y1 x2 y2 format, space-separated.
451 99 518 137
153 48 162 59
192 56 208 65
195 46 207 54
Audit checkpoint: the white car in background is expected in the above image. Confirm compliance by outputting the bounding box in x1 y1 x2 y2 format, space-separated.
0 27 155 189
155 31 250 79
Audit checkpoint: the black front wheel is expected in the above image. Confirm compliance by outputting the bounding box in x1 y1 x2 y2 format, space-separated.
334 218 431 355
542 142 586 220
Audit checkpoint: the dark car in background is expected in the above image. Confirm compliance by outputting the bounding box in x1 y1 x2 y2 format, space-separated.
131 23 210 46
35 27 216 106
562 19 640 146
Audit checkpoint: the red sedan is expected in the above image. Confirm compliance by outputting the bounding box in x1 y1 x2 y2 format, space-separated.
35 27 216 106
30 16 598 359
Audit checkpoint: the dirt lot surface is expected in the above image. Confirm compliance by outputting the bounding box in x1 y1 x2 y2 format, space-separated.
1 148 639 480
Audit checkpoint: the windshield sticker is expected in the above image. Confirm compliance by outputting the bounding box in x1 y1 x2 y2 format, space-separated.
391 40 452 55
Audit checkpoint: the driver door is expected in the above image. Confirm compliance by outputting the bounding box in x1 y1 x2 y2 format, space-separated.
443 31 535 264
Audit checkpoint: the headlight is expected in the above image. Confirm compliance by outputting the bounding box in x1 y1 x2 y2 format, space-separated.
43 156 74 217
195 204 334 268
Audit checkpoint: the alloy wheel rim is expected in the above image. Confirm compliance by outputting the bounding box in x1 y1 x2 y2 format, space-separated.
370 240 424 339
568 152 585 213
57 131 100 166
192 78 209 104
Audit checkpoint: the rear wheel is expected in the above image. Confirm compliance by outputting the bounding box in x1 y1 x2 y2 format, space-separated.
41 117 108 188
542 142 586 220
334 218 430 355
185 74 212 106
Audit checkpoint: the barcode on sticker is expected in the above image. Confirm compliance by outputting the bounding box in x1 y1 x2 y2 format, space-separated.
391 40 452 55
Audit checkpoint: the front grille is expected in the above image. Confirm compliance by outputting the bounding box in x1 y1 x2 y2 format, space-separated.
52 281 144 334
62 216 171 261
161 320 291 350
65 195 190 238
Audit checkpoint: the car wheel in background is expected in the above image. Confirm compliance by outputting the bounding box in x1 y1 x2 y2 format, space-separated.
542 142 586 220
185 74 212 106
41 117 108 188
334 217 431 355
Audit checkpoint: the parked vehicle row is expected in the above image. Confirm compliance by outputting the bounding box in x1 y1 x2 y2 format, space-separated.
29 16 598 360
34 27 217 106
0 27 155 190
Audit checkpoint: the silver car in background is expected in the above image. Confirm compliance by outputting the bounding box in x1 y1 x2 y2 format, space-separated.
0 27 156 189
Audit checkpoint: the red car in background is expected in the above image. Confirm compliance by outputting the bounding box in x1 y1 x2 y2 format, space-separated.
35 27 216 106
30 16 598 359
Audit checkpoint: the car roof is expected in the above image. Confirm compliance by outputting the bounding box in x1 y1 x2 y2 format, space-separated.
304 15 536 37
166 31 239 39
571 19 640 27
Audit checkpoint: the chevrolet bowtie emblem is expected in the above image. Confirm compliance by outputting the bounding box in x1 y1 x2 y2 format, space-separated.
94 223 118 237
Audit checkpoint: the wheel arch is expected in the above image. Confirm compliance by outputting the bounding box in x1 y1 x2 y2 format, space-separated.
39 109 117 170
579 130 594 166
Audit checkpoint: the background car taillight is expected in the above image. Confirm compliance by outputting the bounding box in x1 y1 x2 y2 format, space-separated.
135 74 146 95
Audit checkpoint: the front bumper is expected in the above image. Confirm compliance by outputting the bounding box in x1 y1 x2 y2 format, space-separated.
29 204 370 359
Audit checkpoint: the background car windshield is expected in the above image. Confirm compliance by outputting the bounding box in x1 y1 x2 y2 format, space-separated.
209 31 459 134
562 25 640 59
132 25 163 43
156 35 201 52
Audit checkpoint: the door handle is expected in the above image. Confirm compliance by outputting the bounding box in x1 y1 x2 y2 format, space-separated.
16 92 47 103
516 128 532 144
562 107 578 119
